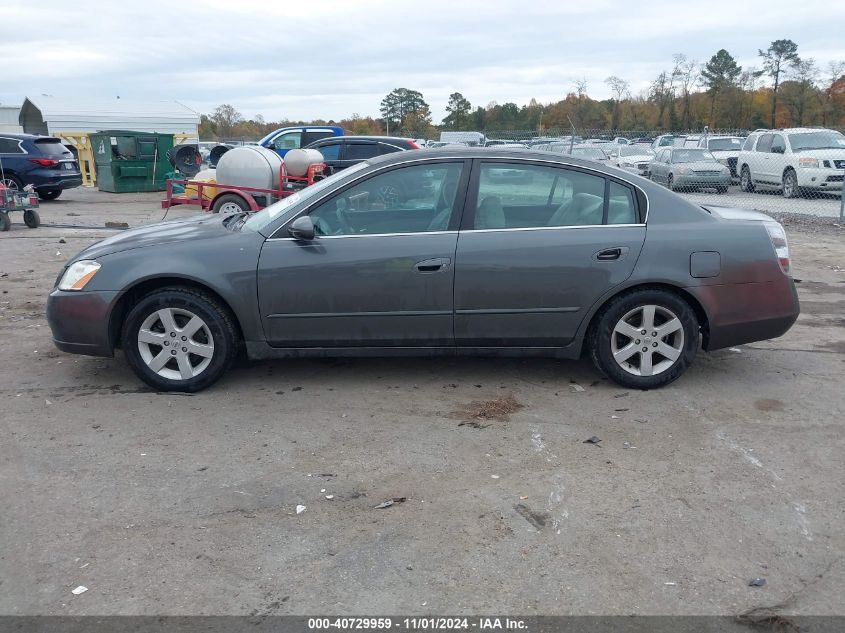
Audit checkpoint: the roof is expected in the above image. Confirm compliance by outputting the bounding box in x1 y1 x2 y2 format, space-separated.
19 96 199 135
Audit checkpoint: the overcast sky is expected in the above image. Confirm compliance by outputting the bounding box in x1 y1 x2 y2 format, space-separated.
3 0 845 123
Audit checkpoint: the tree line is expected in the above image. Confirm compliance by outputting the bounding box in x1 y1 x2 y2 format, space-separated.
198 40 845 141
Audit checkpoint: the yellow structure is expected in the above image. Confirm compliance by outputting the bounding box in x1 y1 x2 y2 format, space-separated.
55 133 96 187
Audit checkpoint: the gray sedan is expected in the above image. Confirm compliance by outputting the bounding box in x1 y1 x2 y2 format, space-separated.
47 148 799 392
648 147 731 192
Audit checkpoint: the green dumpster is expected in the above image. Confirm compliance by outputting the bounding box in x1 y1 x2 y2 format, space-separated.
90 131 174 193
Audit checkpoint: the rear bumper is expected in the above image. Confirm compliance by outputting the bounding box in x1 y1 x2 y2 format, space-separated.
47 289 120 357
686 277 800 350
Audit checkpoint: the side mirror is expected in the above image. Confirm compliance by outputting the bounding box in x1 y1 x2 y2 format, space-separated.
288 216 315 240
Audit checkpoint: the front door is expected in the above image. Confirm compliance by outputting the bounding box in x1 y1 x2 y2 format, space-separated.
454 160 646 348
257 161 468 347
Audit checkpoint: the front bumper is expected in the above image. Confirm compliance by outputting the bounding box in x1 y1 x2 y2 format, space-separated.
47 289 121 357
686 277 799 351
795 168 844 191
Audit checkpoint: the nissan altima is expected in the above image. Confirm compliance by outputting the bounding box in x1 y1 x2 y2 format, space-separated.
47 148 799 392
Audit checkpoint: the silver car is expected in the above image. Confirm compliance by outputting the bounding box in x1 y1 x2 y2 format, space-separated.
47 148 798 392
648 147 731 192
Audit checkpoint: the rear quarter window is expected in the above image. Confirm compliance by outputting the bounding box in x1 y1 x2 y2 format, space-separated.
34 139 72 157
0 137 26 154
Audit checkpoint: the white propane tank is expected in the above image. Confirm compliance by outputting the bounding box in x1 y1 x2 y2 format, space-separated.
283 148 324 178
215 146 283 191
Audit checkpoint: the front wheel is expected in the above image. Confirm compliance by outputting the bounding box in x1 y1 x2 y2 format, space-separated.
589 289 700 390
24 209 40 228
667 174 677 192
211 193 251 214
121 287 238 392
782 170 799 199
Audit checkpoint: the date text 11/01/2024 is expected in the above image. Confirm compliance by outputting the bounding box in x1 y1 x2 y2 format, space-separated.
307 617 527 630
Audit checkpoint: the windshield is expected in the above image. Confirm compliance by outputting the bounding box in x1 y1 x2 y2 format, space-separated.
619 146 654 157
672 149 715 163
788 131 845 151
242 162 369 233
708 137 743 150
571 147 606 159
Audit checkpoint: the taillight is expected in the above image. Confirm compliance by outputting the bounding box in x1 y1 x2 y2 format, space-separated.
407 140 420 149
29 158 59 167
765 222 790 273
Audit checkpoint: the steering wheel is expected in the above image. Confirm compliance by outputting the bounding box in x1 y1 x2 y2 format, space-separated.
313 216 335 236
334 207 353 234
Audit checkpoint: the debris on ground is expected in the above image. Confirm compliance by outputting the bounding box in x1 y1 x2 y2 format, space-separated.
615 408 629 412
71 586 88 595
374 497 407 509
664 582 676 586
325 495 334 500
570 383 585 393
104 221 129 229
58 238 66 244
614 392 629 398
453 394 524 425
296 505 306 514
583 436 602 445
729 347 742 353
623 442 636 449
491 474 500 479
748 578 767 587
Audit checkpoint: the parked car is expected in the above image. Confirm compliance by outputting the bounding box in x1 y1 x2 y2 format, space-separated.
607 145 656 176
737 128 845 198
648 147 731 192
651 134 686 151
303 136 418 173
258 126 343 158
0 133 82 200
698 136 744 178
47 148 798 393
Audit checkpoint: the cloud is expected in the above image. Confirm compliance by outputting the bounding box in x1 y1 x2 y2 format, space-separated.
3 0 844 121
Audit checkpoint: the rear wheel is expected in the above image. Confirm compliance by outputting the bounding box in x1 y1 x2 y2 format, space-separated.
23 209 40 228
211 194 251 214
589 289 699 390
38 189 62 201
121 287 238 392
740 166 755 192
782 169 798 199
1 174 22 192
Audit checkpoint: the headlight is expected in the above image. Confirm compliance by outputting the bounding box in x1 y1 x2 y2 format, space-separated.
620 161 633 168
717 158 728 165
58 260 101 291
675 166 691 175
798 157 819 168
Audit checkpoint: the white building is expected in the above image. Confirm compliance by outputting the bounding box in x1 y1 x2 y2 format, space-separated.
19 96 200 138
0 98 23 133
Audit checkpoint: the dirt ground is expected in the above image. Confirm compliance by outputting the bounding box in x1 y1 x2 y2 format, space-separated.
0 188 843 616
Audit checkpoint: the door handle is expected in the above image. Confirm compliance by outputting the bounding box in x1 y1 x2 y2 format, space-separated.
415 257 450 273
595 247 623 261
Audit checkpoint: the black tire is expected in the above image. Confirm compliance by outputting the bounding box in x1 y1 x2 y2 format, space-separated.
589 288 700 390
121 287 238 392
740 166 755 193
1 174 23 192
0 212 9 232
211 193 251 214
38 189 62 201
23 209 40 228
667 174 677 192
782 169 798 199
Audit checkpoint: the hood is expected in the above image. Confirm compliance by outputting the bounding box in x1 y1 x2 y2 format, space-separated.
71 213 232 261
703 206 774 222
618 154 653 163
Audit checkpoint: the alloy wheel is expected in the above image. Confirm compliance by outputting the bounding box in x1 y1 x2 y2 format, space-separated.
1 178 19 192
137 307 214 380
610 304 685 377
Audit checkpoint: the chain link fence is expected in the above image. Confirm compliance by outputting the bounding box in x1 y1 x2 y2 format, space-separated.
484 128 845 220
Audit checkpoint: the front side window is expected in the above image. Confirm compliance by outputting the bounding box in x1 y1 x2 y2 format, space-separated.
308 163 464 236
273 132 301 150
473 162 627 229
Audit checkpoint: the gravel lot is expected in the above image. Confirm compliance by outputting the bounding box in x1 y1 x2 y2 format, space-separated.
1 188 843 617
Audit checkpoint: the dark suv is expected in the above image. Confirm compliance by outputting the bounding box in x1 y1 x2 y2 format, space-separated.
303 136 418 173
0 134 82 200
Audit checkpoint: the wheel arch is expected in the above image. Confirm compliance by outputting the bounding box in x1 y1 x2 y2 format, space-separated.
108 276 245 351
577 282 711 357
210 190 260 212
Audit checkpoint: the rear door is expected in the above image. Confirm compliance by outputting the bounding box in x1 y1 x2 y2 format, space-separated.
453 159 647 348
753 133 774 183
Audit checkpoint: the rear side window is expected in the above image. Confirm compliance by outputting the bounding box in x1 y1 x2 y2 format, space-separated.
302 130 335 146
33 139 71 157
0 137 25 153
346 143 379 160
756 134 773 153
473 162 636 229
